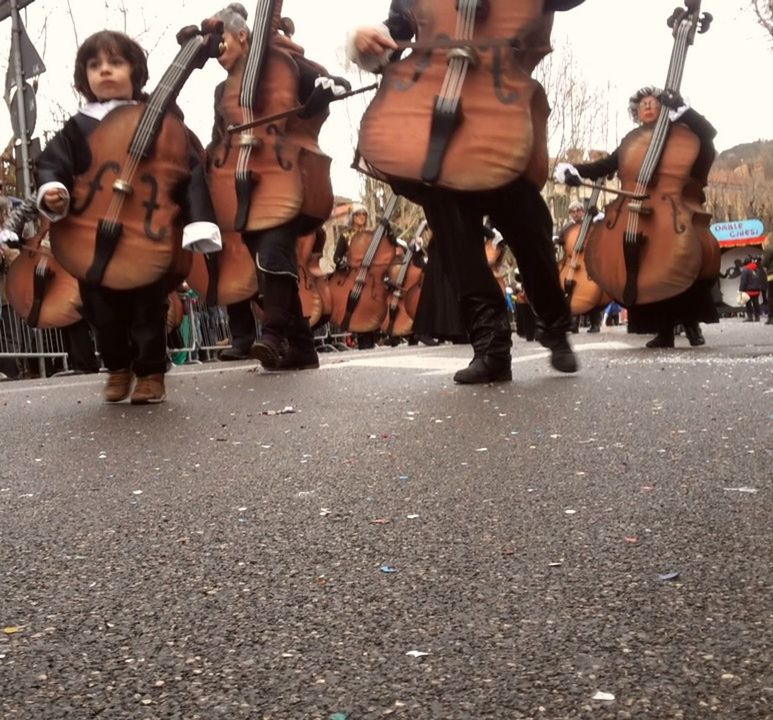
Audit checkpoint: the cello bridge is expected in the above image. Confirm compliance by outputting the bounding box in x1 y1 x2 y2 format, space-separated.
628 201 652 217
448 47 480 68
112 179 133 196
238 134 264 149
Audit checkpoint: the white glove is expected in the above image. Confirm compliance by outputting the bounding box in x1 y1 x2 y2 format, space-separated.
668 103 689 122
314 76 348 98
0 229 18 245
554 162 582 186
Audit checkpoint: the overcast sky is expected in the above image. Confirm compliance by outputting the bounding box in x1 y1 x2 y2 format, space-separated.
1 0 770 198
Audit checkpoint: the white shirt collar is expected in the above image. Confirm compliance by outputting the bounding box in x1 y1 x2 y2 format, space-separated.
79 99 137 121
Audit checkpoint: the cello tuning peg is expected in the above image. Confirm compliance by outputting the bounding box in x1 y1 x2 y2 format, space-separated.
698 12 713 33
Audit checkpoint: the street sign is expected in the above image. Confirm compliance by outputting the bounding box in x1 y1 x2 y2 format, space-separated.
0 0 35 22
9 80 36 138
710 219 765 243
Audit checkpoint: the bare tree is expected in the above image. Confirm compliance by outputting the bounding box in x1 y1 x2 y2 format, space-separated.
534 44 609 170
751 0 773 39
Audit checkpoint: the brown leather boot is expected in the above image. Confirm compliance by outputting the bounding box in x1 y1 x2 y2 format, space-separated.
104 369 133 403
130 373 166 404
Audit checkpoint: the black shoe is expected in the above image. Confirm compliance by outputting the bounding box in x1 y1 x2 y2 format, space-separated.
453 355 512 384
684 323 705 347
645 331 675 348
250 335 287 370
219 346 252 361
587 326 600 334
538 332 579 373
276 346 320 371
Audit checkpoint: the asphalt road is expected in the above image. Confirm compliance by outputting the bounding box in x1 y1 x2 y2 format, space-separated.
1 320 771 720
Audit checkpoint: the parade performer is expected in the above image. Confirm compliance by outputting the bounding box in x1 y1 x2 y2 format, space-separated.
207 2 349 372
347 1 582 384
555 88 719 348
36 30 221 403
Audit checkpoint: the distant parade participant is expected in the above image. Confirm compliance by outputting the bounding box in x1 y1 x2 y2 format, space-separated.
555 87 719 348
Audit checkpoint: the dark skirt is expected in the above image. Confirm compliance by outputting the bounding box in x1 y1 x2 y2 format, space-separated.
412 244 468 342
628 279 719 334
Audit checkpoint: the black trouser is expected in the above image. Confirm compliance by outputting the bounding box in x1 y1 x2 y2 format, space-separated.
62 319 100 373
243 218 316 351
79 280 168 376
226 299 257 352
397 179 570 340
745 295 761 319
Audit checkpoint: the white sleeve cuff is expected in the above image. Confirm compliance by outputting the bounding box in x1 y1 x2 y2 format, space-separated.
182 221 222 254
345 24 394 73
36 182 70 222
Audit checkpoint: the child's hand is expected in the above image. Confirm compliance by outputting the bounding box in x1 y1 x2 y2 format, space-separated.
355 27 397 56
43 188 68 215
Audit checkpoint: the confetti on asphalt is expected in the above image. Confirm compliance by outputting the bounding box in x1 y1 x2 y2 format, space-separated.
398 475 409 481
370 518 391 525
259 406 295 416
476 447 488 452
624 536 638 544
592 691 616 702
380 565 398 574
406 650 430 658
406 514 419 520
329 713 349 720
724 486 758 494
658 571 681 582
319 508 332 517
564 509 577 515
3 626 21 635
132 490 143 495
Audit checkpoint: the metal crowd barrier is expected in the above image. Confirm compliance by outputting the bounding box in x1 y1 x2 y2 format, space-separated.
0 304 70 379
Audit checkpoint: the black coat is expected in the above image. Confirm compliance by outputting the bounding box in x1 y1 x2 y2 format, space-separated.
573 109 717 190
37 110 216 228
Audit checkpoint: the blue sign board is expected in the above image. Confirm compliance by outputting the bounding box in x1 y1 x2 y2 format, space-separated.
710 219 765 242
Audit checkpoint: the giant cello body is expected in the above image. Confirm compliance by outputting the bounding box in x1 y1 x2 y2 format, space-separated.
329 195 399 333
585 0 713 306
382 220 428 338
296 228 332 329
49 30 223 291
558 185 611 315
356 1 552 192
4 204 82 329
199 1 334 308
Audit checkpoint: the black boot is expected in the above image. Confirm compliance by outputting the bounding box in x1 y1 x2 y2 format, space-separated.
684 322 705 347
251 330 288 370
277 315 319 371
454 355 512 384
645 326 675 348
536 328 578 373
453 296 512 385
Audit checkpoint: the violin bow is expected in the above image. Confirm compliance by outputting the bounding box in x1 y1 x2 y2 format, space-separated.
228 82 379 134
575 180 649 201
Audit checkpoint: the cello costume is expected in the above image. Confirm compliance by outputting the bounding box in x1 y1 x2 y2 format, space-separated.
348 0 583 384
570 103 719 347
208 4 348 371
36 101 220 392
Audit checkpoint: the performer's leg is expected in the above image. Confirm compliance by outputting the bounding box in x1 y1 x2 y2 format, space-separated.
252 272 318 371
220 299 256 360
128 281 168 404
488 180 577 373
79 282 134 402
587 307 602 333
422 192 511 384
